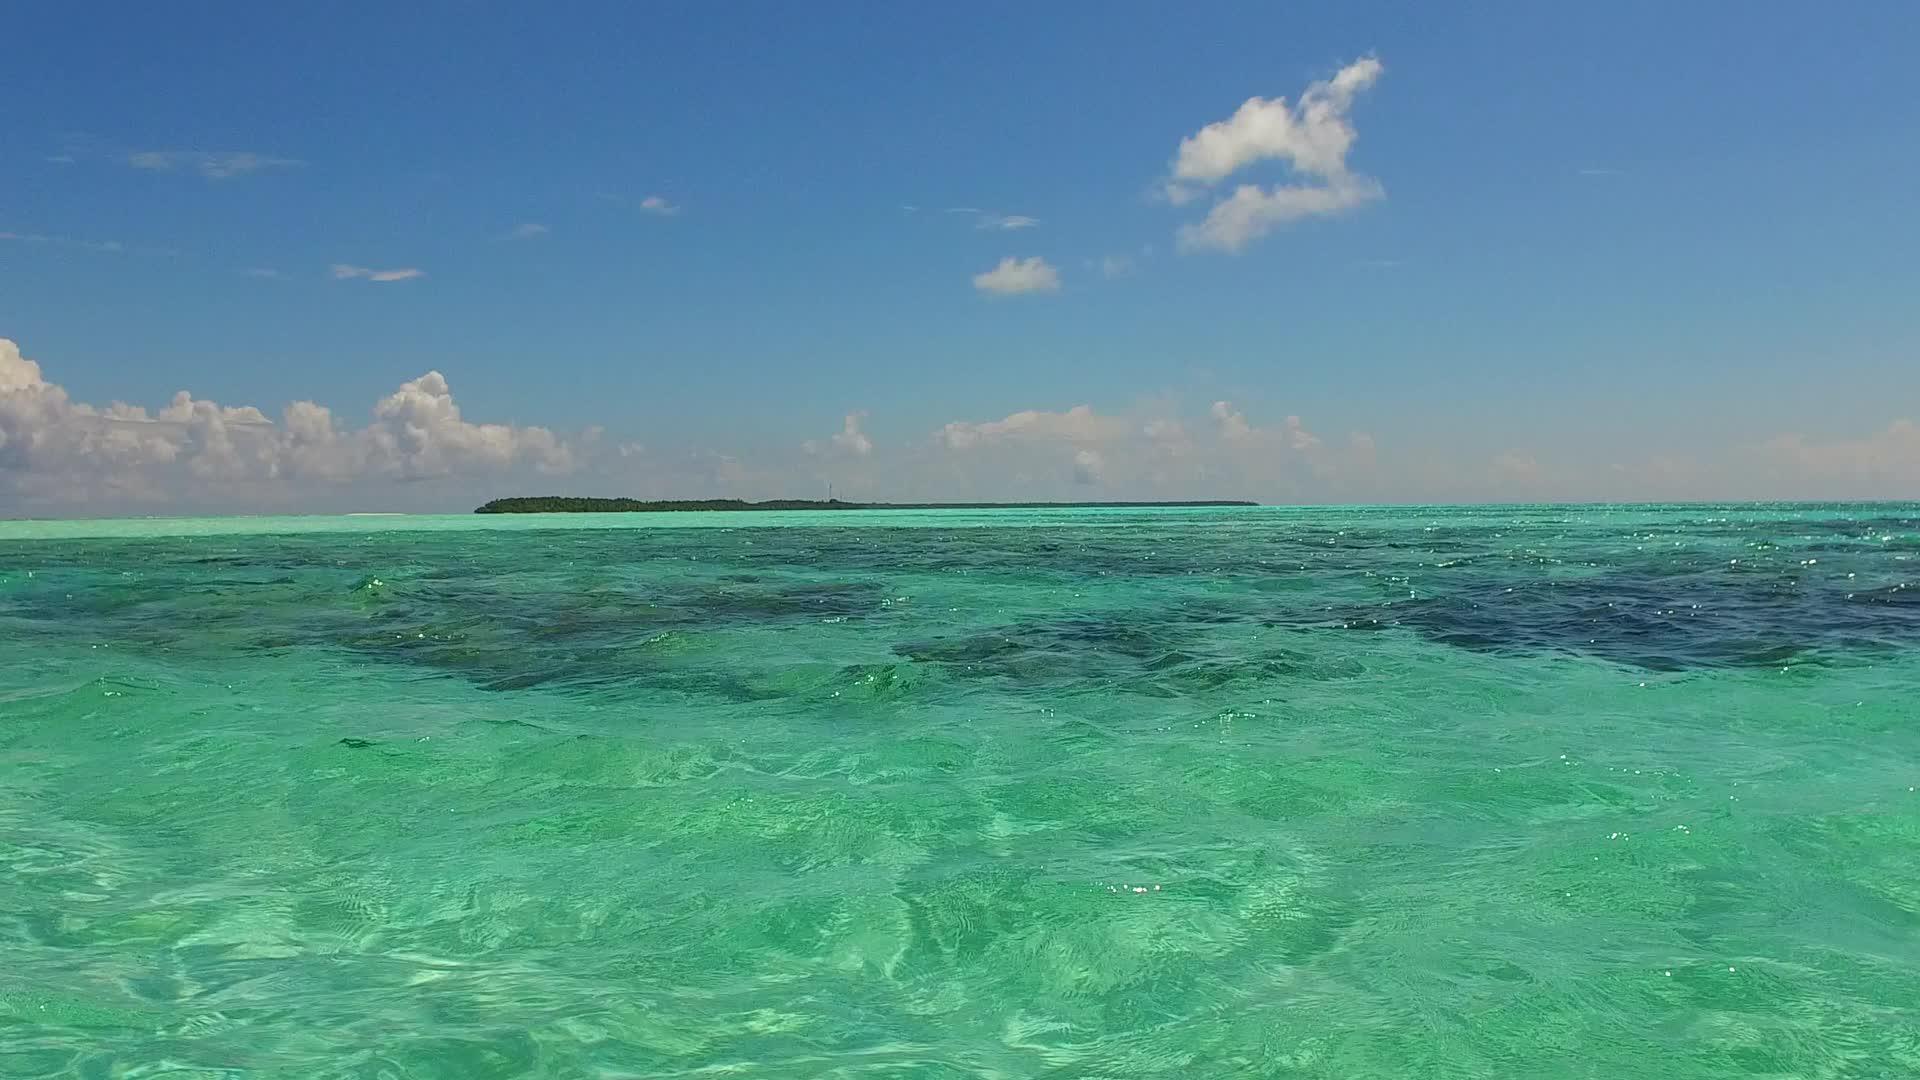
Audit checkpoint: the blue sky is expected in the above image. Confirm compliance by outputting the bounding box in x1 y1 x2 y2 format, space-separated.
4 3 1919 512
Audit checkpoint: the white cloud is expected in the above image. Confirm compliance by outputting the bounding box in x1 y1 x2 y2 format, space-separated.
1 339 49 393
0 338 572 509
1072 448 1105 485
19 342 1918 514
1284 415 1323 451
834 414 873 455
972 256 1061 295
509 223 551 239
1166 58 1382 191
1210 400 1253 442
1 231 172 257
127 150 303 179
979 214 1039 231
939 404 1128 450
1491 451 1545 486
639 195 680 216
601 402 1920 505
331 264 426 283
364 371 570 479
244 267 284 279
1099 255 1135 278
927 399 1354 498
1212 399 1322 450
1166 57 1385 252
938 208 1040 231
1178 179 1381 253
804 412 873 456
1754 420 1920 493
1144 417 1188 448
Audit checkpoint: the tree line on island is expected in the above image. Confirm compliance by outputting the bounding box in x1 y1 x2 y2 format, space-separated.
475 497 1257 514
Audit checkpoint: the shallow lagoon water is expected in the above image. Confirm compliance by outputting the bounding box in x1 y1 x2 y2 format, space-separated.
3 505 1918 1078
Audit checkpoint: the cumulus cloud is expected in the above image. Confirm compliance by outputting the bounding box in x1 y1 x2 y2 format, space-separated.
939 404 1128 450
972 256 1061 295
804 412 873 457
1491 451 1544 486
1166 57 1385 253
363 372 570 479
128 150 303 179
19 341 1917 513
611 401 1920 505
928 399 1352 498
1210 400 1253 442
0 338 573 509
1144 416 1188 448
0 340 45 393
1754 420 1920 495
1210 400 1322 450
1166 58 1382 191
331 264 426 283
1072 449 1105 485
639 195 680 216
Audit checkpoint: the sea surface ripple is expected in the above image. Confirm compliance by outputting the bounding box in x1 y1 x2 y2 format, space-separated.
3 505 1917 1078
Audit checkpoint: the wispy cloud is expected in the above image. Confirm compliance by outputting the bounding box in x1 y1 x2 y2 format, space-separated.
128 150 303 179
45 154 76 165
1576 167 1624 177
972 256 1061 296
243 267 284 280
331 264 426 283
508 223 551 239
1165 57 1385 253
1 230 173 256
602 191 685 217
941 207 1040 231
1099 254 1135 278
979 214 1039 231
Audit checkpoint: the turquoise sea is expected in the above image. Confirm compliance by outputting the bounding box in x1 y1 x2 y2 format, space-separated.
3 504 1918 1079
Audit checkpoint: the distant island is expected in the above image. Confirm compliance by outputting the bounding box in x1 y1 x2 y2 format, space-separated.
475 497 1257 514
